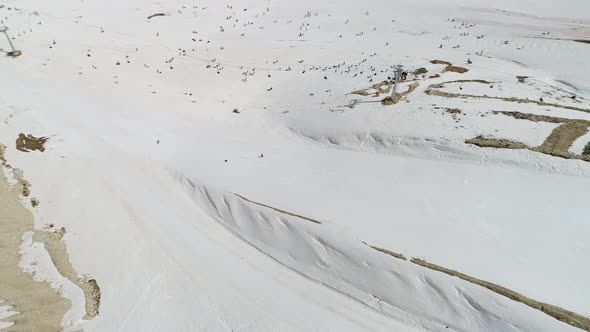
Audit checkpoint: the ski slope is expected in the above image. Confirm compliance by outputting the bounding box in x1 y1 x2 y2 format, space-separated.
1 0 589 331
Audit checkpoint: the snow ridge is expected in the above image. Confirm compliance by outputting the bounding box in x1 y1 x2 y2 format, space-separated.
176 174 582 332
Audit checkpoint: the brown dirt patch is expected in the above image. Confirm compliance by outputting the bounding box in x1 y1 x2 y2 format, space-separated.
494 111 590 159
428 79 492 90
429 60 468 74
0 144 69 331
1 144 100 329
351 89 371 96
381 97 397 106
369 245 407 260
469 111 590 161
0 144 9 168
411 258 590 331
235 193 321 224
413 67 428 75
494 111 568 124
404 82 420 95
381 82 420 106
533 121 590 158
466 136 529 149
84 279 101 319
430 60 452 66
15 134 48 153
33 229 101 319
351 81 392 98
516 76 528 83
7 50 23 58
443 66 469 74
11 168 31 197
353 81 419 105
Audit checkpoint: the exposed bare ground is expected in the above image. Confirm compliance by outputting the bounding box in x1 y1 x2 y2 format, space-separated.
466 136 529 149
30 198 39 207
494 111 568 123
533 121 590 158
15 134 48 153
369 245 407 260
584 142 590 156
403 82 420 96
234 193 321 224
381 97 398 106
1 143 32 198
467 111 590 161
381 82 420 105
351 81 392 97
430 60 468 74
413 67 428 75
0 145 6 166
11 169 31 197
350 89 372 97
492 111 590 160
426 81 590 114
411 258 590 331
0 144 100 330
33 229 101 319
443 65 468 74
575 39 590 44
430 60 452 66
0 144 69 332
428 79 493 89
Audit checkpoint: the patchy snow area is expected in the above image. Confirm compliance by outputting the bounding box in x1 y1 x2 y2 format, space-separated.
1 0 589 331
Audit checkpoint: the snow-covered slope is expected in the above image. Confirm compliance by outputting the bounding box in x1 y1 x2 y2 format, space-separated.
1 0 589 331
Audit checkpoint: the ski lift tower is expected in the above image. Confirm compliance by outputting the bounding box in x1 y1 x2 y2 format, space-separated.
0 26 22 57
390 64 404 100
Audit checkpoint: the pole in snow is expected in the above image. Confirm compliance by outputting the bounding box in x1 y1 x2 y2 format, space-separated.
390 65 404 100
381 64 405 106
0 26 22 57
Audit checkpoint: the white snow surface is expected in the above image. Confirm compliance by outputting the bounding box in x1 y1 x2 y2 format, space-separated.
1 0 589 331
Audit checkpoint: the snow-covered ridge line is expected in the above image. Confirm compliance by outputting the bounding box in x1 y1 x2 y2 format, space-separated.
176 174 583 332
287 127 590 176
409 258 590 331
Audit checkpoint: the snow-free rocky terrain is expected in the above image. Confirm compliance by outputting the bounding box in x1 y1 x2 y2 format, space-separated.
1 0 589 331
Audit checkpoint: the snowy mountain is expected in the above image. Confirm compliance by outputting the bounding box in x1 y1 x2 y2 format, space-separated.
1 0 589 331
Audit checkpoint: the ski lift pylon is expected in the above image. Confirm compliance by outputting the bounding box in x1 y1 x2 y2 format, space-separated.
1 26 23 58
